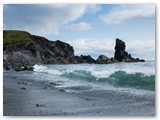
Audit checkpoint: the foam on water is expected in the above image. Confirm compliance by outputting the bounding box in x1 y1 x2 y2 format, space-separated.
33 61 155 91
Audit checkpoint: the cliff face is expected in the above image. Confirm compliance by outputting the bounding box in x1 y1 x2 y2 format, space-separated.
3 30 145 71
3 30 75 70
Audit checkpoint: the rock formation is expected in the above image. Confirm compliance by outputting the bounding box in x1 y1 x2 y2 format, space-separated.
96 55 110 64
78 55 96 63
96 55 118 64
3 30 75 70
3 30 145 70
114 38 145 62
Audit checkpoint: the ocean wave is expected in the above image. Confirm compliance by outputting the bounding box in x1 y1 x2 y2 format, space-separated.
98 71 155 90
33 64 155 90
33 64 64 75
64 70 154 90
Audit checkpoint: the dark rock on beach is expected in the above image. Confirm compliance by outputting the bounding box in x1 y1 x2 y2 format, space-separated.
48 82 62 87
36 104 45 107
20 87 26 90
18 81 28 85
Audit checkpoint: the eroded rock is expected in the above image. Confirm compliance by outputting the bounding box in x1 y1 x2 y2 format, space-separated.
114 38 145 62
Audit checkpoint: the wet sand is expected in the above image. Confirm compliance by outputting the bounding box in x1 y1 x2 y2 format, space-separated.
3 71 155 116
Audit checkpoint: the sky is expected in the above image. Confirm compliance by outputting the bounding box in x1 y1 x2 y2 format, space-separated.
3 4 155 60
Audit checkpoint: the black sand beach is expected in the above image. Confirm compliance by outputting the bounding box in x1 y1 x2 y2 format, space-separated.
3 70 155 116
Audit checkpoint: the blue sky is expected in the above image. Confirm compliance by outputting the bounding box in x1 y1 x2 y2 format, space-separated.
3 4 155 60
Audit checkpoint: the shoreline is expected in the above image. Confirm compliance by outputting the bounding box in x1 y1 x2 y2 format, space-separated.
3 71 155 116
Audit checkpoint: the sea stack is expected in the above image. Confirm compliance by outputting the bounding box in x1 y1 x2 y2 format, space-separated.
114 38 145 62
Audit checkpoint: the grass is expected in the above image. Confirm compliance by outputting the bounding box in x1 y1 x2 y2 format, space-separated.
3 30 32 45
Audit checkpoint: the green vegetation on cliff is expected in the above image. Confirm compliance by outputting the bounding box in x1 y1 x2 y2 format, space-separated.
3 30 32 45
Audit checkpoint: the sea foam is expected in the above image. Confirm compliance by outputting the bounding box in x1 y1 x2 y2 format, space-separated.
33 61 155 91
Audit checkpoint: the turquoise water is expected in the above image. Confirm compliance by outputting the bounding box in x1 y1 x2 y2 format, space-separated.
33 61 155 91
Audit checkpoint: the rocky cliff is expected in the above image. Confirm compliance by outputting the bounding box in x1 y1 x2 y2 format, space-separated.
3 30 76 70
3 30 145 71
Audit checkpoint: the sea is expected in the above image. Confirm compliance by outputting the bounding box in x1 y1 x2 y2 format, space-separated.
32 61 155 95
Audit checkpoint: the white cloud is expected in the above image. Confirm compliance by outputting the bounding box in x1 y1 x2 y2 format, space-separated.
67 38 115 58
87 4 101 13
100 4 155 24
67 38 155 60
4 4 100 36
65 22 92 31
126 40 155 59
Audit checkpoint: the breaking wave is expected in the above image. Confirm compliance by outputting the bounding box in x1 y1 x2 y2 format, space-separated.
33 63 155 91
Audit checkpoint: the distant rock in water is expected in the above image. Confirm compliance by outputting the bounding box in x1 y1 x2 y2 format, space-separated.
96 55 110 64
78 55 96 63
114 38 145 62
96 55 118 64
